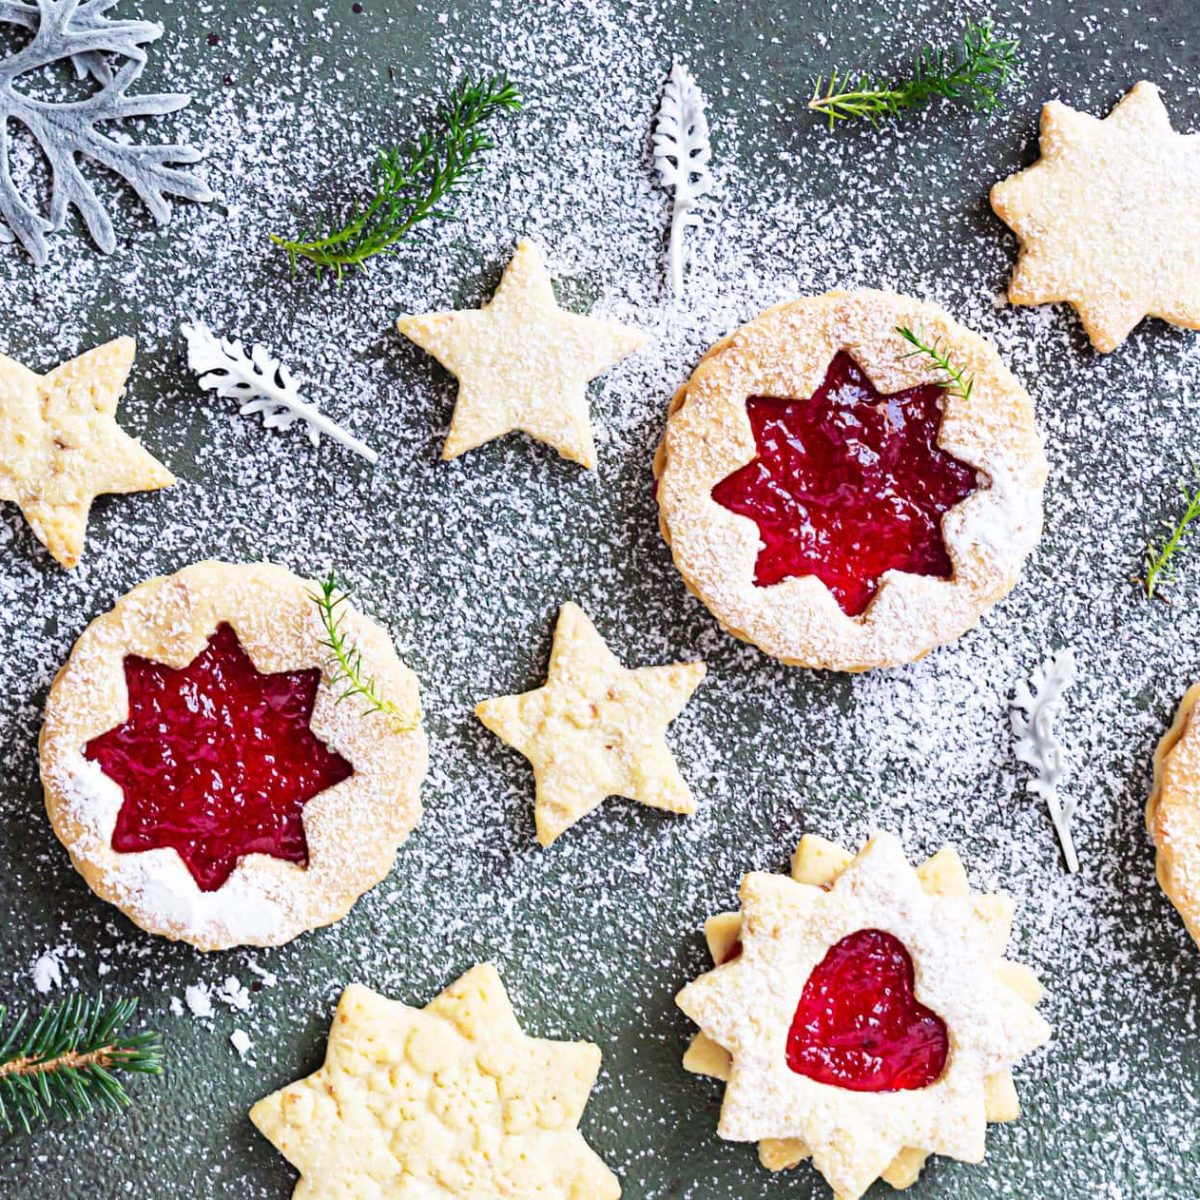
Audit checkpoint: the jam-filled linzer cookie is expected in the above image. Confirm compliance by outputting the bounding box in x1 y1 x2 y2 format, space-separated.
676 832 1050 1200
1148 684 1200 949
653 290 1047 671
250 964 621 1199
39 561 428 951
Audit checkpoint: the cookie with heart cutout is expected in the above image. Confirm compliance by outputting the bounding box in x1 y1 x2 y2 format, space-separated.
676 832 1051 1200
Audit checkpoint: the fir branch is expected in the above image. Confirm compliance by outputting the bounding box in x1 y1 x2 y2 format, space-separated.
311 572 419 733
0 995 162 1132
1143 472 1200 601
273 73 522 280
809 21 1019 128
895 325 974 403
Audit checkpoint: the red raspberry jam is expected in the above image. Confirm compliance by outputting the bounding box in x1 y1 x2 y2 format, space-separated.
786 928 948 1092
711 352 977 617
83 623 353 892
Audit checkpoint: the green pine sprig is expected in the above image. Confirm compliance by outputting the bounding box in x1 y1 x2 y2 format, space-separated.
0 995 162 1133
1143 473 1200 602
809 21 1019 128
272 73 522 280
895 325 975 403
311 571 419 732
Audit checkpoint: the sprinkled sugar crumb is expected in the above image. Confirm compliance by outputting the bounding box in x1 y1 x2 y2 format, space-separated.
0 1 1198 1198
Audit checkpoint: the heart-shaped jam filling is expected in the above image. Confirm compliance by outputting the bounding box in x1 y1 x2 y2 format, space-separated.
786 928 948 1092
84 623 353 892
711 351 978 618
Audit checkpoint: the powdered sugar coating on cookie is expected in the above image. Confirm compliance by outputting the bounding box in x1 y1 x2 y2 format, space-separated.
655 290 1047 671
39 560 428 951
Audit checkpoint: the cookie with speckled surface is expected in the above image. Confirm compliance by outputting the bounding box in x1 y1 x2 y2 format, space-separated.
476 601 705 845
1147 683 1200 949
654 290 1047 671
0 337 174 569
397 239 648 467
991 81 1200 353
39 560 428 951
250 964 621 1200
676 832 1051 1200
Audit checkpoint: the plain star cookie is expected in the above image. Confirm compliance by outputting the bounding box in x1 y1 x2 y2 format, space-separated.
1147 683 1200 949
676 832 1050 1200
0 336 174 567
475 601 705 845
397 239 647 467
991 81 1200 353
250 964 621 1200
654 290 1046 671
39 561 428 951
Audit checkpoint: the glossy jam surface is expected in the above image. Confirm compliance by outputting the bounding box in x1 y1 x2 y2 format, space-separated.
84 623 353 892
786 928 948 1093
711 352 977 617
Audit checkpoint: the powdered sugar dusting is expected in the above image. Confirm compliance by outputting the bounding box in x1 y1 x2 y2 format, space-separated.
0 1 1197 1197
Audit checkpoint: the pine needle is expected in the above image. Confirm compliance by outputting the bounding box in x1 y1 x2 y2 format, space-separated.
809 21 1019 128
895 325 975 402
272 73 522 280
311 572 419 732
0 996 162 1132
1143 473 1200 601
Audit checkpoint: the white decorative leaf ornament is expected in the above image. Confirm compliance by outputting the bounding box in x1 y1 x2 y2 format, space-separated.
1011 648 1079 873
0 0 213 265
652 61 714 296
182 321 379 465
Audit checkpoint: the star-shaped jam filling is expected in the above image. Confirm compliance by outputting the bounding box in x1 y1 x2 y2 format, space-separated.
711 352 978 617
83 623 353 892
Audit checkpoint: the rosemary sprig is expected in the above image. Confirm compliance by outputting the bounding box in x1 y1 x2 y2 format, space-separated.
1143 473 1200 601
311 572 419 732
273 73 523 280
0 995 162 1132
895 325 974 402
809 21 1019 128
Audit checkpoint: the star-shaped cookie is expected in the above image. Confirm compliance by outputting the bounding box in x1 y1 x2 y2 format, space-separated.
397 240 647 467
476 602 705 845
991 81 1200 353
250 964 620 1200
0 337 174 567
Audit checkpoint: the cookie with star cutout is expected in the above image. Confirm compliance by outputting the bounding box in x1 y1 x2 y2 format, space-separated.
476 601 705 845
653 290 1047 671
0 336 174 567
250 964 621 1200
397 239 647 467
991 81 1200 352
677 832 1051 1200
39 560 428 951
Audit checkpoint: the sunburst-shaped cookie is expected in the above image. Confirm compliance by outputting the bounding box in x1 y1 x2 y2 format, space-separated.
251 964 620 1199
676 833 1050 1200
991 81 1200 353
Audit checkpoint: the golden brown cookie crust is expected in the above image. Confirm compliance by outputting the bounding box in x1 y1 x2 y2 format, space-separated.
39 560 428 951
653 289 1047 671
1148 683 1200 949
